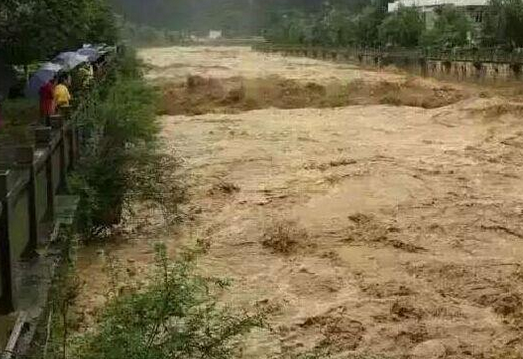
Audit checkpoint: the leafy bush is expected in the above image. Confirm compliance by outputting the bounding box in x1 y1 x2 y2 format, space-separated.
126 146 187 225
69 47 179 238
70 245 264 359
261 219 308 254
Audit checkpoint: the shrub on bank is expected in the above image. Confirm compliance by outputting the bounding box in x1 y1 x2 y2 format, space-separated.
70 245 264 359
69 47 181 238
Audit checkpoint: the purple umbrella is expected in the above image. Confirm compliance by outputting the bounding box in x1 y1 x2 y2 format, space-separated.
25 62 63 98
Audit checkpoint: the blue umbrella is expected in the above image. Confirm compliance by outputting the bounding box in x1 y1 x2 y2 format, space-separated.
52 52 89 71
25 62 63 98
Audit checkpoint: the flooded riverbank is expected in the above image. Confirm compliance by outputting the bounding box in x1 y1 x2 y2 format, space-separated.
73 46 523 358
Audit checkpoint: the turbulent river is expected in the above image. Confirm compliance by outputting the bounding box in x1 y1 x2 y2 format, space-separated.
74 46 523 358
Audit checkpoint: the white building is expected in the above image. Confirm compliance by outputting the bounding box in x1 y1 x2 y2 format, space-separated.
209 30 223 40
388 0 489 31
388 0 489 12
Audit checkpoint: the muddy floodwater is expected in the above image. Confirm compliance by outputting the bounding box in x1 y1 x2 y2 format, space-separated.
75 47 523 358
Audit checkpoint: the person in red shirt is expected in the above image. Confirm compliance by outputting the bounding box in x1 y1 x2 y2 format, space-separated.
39 78 56 125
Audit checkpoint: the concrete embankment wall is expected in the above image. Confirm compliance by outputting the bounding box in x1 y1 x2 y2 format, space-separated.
257 46 523 83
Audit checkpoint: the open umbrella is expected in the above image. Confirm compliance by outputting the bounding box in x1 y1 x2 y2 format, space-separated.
77 47 101 62
52 52 89 71
24 62 63 98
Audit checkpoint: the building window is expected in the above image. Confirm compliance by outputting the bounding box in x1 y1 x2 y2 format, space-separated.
475 11 483 23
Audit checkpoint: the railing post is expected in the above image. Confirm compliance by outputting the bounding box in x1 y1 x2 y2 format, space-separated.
50 115 67 188
15 147 38 257
0 170 14 313
35 127 54 221
67 118 76 169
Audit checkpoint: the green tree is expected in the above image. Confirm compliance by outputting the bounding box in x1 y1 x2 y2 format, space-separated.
261 0 392 47
342 0 391 47
0 1 42 66
86 0 118 44
482 0 523 48
421 5 472 47
0 0 116 66
379 6 424 47
310 2 337 45
330 9 356 46
352 6 385 47
265 10 309 44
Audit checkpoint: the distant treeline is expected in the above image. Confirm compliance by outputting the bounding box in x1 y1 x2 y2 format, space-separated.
110 0 523 50
119 20 192 47
109 0 381 36
265 0 523 50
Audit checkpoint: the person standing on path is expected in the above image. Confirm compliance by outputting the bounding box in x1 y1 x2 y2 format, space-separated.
39 78 56 126
54 75 71 110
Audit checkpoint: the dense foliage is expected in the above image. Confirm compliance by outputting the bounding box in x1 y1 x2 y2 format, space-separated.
107 0 523 49
260 0 523 49
263 1 422 48
421 5 473 47
68 48 182 238
69 46 187 239
482 0 523 48
0 0 116 66
263 1 388 47
379 6 424 47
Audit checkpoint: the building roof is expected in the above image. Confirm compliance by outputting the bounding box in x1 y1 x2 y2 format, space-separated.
388 0 489 12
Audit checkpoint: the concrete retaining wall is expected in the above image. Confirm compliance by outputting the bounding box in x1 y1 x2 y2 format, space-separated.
257 45 523 83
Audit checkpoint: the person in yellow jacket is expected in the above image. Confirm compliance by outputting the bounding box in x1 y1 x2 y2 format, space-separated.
54 75 71 108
